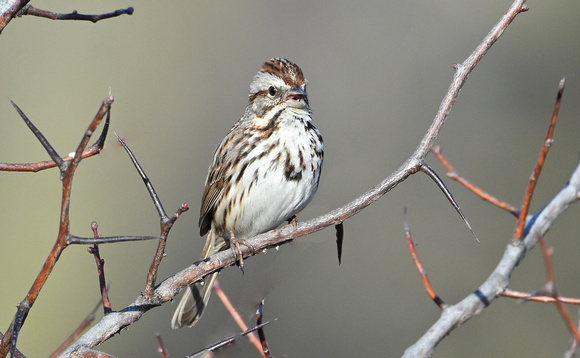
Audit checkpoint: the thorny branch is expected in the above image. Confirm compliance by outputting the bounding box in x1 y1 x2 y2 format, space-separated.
0 1 132 33
536 236 580 345
403 76 573 357
0 96 113 358
59 1 542 356
212 280 265 357
0 104 110 173
21 5 134 23
5 0 579 356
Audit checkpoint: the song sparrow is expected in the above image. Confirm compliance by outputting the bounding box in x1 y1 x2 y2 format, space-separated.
171 58 324 328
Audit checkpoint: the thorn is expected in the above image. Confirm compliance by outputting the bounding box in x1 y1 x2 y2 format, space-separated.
421 162 479 242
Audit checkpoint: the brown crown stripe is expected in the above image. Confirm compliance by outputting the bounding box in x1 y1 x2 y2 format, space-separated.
261 59 305 86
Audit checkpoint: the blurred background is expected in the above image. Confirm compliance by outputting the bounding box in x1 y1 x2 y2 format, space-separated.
1 0 580 357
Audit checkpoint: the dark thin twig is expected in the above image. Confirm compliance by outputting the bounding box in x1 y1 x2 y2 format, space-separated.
514 78 565 239
0 108 110 173
115 134 189 297
115 134 166 218
256 300 272 358
420 162 478 242
430 145 520 217
0 332 23 358
188 321 272 358
22 5 133 23
88 222 112 314
68 235 160 245
9 100 64 172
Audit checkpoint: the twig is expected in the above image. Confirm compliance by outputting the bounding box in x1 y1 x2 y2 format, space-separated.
420 163 478 242
68 235 160 245
430 145 520 217
404 208 446 309
536 235 580 345
212 280 265 357
256 300 272 358
22 5 133 23
88 222 112 315
502 289 580 304
187 321 271 358
156 334 169 358
59 1 534 355
0 332 24 358
115 134 189 298
0 107 110 173
564 310 580 358
0 96 113 358
9 100 64 172
514 78 565 239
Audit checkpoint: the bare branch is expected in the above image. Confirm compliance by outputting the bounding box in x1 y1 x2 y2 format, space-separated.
156 334 168 358
430 145 520 217
57 1 533 355
536 235 580 345
514 78 565 239
0 97 113 357
256 300 272 358
87 222 112 315
0 108 110 173
213 280 265 357
404 209 446 309
22 5 133 23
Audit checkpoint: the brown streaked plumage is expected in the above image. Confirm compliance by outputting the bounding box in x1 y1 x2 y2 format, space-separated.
172 58 323 329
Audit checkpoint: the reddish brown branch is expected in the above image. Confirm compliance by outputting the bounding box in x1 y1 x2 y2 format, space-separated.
536 235 580 345
430 145 520 217
502 289 580 305
213 280 265 357
0 107 109 173
0 97 113 358
156 334 169 358
514 79 565 239
60 1 537 354
404 210 446 309
23 5 133 23
88 222 112 315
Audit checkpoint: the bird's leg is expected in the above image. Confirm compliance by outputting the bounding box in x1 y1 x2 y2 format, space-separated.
228 231 244 273
287 215 298 231
228 231 256 274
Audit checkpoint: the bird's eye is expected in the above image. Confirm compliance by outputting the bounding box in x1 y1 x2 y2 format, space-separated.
268 86 277 96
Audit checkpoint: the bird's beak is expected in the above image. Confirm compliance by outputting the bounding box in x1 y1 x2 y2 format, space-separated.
286 85 308 108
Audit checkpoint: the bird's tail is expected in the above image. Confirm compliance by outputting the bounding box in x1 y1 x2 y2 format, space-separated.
171 229 226 329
